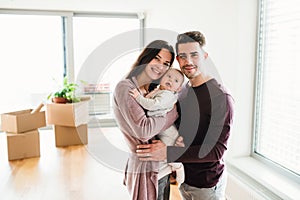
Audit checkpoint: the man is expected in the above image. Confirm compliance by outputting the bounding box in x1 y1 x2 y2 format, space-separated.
136 31 234 200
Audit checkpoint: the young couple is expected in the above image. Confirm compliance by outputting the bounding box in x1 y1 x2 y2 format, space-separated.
113 31 234 200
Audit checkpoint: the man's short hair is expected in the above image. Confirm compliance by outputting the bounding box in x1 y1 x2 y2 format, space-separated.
175 31 206 54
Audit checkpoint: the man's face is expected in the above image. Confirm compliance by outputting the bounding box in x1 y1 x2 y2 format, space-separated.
176 42 204 79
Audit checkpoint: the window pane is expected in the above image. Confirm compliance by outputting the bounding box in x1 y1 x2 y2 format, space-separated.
72 16 140 115
255 0 300 176
73 17 140 81
0 14 64 114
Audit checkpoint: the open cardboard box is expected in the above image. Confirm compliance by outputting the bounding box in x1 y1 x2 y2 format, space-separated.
1 109 46 133
7 129 40 161
46 97 90 127
54 124 88 147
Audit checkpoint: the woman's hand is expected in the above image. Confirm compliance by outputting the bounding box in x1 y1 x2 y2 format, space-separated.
129 88 140 99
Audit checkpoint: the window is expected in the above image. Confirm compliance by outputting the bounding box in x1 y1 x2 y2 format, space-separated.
0 13 64 113
254 0 300 178
72 15 140 91
72 14 141 115
0 10 143 117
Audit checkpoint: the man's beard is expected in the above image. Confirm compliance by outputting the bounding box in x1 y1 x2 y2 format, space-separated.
183 65 200 79
187 71 201 79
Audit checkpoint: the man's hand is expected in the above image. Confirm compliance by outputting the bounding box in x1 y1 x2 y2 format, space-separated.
136 140 167 161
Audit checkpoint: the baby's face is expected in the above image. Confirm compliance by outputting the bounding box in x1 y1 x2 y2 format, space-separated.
160 69 184 92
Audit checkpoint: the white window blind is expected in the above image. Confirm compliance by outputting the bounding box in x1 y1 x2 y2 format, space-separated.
254 0 300 176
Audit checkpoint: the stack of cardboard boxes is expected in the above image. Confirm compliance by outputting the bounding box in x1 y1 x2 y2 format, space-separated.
46 97 90 147
1 109 46 161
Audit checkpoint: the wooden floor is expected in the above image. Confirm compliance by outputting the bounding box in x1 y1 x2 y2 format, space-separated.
0 127 181 200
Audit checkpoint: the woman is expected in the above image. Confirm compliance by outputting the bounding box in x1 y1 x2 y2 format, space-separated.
113 40 178 200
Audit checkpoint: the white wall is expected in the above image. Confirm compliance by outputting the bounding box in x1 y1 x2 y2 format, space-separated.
0 0 258 158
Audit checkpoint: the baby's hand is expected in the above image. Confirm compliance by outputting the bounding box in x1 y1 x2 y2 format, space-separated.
175 136 185 147
129 88 140 99
145 87 159 98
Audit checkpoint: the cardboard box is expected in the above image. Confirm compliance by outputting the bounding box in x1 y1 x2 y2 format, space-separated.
46 98 90 127
1 109 46 133
54 124 88 147
7 130 40 161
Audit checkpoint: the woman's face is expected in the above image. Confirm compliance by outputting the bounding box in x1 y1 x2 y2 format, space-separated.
144 48 172 81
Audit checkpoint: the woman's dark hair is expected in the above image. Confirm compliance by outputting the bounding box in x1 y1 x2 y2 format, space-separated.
126 40 175 80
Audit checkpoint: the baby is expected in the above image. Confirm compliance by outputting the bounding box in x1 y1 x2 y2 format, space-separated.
130 68 185 186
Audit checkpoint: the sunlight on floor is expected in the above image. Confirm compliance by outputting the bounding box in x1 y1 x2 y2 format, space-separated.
0 126 181 199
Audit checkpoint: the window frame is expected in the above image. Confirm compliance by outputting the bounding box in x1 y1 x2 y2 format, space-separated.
252 0 300 183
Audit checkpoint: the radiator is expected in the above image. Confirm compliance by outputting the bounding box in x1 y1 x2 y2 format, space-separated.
226 172 283 200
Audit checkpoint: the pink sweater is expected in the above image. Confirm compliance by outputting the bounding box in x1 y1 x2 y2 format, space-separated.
113 77 178 200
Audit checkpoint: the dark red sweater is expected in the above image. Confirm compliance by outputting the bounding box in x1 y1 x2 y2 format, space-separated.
167 79 234 188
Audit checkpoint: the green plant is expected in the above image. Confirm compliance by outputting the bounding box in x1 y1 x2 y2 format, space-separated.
47 77 80 103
